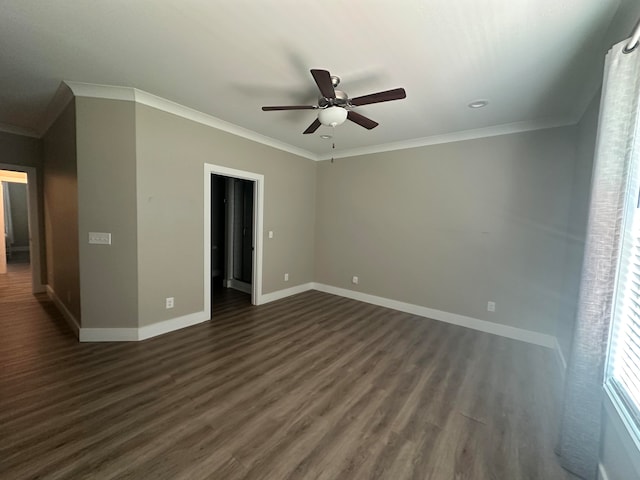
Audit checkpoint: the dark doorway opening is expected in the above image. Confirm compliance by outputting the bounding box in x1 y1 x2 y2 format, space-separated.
210 174 254 304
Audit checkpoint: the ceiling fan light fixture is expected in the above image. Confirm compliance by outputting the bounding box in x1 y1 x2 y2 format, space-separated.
318 106 348 127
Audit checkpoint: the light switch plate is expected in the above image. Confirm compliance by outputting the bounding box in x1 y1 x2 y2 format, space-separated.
89 232 111 245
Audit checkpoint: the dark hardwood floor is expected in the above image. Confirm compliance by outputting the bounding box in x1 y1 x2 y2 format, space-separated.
0 264 575 479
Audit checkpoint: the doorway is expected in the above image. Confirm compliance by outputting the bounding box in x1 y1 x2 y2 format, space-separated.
0 165 43 294
211 175 255 295
204 164 264 318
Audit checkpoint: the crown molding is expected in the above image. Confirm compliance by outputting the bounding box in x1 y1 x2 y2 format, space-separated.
315 117 579 161
0 122 39 138
60 81 579 161
64 81 136 102
64 81 318 161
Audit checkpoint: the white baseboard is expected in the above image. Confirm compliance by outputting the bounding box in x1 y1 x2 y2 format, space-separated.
258 282 315 305
59 279 556 349
138 311 209 340
79 282 312 341
598 462 610 480
554 337 568 379
79 311 209 342
312 283 556 349
46 285 80 338
79 327 138 342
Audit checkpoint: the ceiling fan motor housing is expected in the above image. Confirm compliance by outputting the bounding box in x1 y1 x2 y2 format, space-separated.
318 90 349 108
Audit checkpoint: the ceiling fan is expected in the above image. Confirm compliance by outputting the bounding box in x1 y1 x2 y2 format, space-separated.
261 69 406 134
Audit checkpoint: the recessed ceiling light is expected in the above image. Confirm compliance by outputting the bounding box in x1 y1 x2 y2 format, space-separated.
320 134 332 139
468 100 489 109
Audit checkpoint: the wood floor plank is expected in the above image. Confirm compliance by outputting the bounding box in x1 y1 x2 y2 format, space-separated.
0 262 577 479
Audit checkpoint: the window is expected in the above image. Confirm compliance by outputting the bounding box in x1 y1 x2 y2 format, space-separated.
606 139 640 445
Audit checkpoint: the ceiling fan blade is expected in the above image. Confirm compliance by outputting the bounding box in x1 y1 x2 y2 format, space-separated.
347 111 379 130
303 118 322 134
262 105 317 111
310 69 336 99
350 88 406 106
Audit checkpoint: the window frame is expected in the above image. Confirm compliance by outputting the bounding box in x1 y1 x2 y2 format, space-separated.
604 123 640 453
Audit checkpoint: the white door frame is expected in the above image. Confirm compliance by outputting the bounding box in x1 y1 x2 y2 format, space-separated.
204 163 264 316
0 163 45 294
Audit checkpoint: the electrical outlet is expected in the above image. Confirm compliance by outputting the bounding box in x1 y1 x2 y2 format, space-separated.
268 231 274 239
284 273 289 281
487 301 496 312
88 232 111 245
166 297 174 309
352 276 359 285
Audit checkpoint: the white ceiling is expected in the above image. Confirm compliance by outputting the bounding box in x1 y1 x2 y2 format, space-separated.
0 0 635 158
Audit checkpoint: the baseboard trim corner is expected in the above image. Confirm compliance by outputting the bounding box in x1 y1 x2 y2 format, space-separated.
79 327 139 342
46 285 80 338
79 311 210 342
312 283 556 348
138 311 209 340
259 282 315 305
554 336 568 379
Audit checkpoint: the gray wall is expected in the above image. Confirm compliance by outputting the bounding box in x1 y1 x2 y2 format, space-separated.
600 402 640 480
134 103 316 326
43 100 81 321
64 97 316 329
315 127 579 336
75 97 139 329
8 182 29 247
0 131 41 168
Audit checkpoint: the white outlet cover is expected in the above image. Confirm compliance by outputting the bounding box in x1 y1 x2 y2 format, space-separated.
88 232 111 245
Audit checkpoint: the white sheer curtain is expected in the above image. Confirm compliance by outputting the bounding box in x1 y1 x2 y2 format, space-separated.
2 181 13 245
557 39 640 479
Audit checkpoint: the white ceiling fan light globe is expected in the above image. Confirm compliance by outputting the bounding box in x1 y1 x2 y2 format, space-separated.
318 106 348 127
